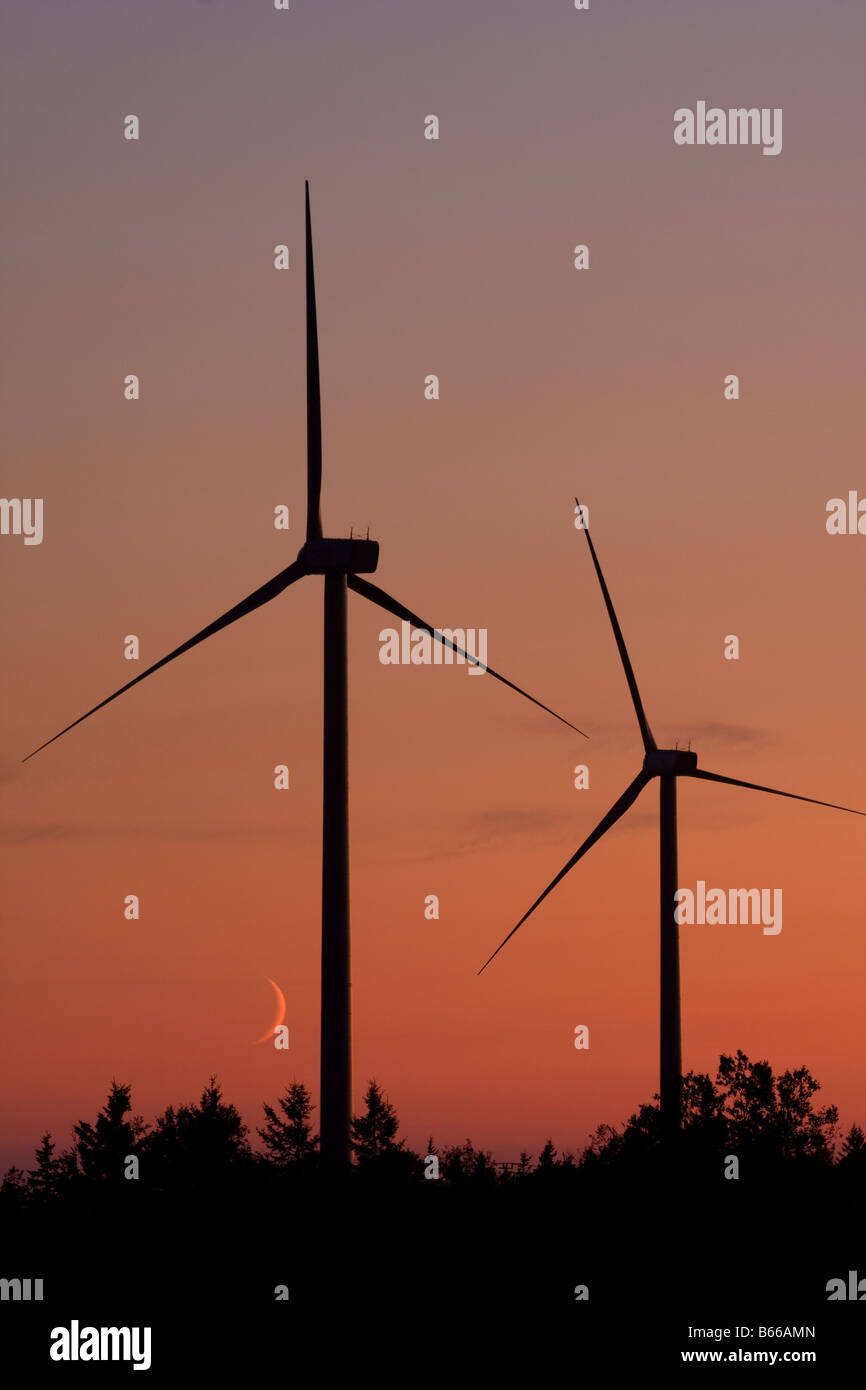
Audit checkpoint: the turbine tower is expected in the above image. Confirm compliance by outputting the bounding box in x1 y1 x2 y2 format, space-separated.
23 184 585 1167
480 501 864 1137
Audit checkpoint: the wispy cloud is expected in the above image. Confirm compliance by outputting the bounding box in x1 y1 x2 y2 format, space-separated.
0 821 312 845
469 808 577 838
401 799 656 862
0 823 65 843
501 713 769 753
682 721 769 751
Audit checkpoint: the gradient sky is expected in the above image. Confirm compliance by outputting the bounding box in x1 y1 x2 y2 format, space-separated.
2 0 865 1173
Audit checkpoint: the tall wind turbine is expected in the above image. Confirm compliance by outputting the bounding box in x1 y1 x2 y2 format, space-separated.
480 501 864 1137
23 184 584 1167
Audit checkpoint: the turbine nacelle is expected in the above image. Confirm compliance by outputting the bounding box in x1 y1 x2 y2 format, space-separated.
297 537 380 575
643 749 699 777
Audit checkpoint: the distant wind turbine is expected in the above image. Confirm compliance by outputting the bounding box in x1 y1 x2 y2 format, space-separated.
23 184 585 1167
480 501 865 1137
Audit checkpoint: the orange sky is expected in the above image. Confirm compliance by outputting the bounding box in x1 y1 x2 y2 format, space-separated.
2 0 865 1171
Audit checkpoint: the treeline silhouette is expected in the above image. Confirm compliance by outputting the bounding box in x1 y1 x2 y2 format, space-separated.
3 1051 864 1366
3 1050 864 1206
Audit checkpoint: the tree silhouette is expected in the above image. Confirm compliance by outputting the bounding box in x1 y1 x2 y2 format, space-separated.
147 1077 250 1190
837 1123 866 1177
258 1082 319 1165
351 1079 419 1178
74 1081 148 1184
440 1139 497 1187
28 1132 76 1202
718 1050 837 1165
536 1139 557 1171
582 1052 838 1171
528 1137 577 1184
352 1080 400 1163
0 1166 29 1208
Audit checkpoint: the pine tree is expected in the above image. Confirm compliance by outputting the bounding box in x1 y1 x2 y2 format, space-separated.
536 1139 557 1171
351 1079 423 1178
74 1082 148 1184
352 1080 403 1165
838 1124 866 1168
440 1138 497 1186
28 1132 76 1201
148 1077 251 1189
0 1166 29 1209
258 1082 318 1165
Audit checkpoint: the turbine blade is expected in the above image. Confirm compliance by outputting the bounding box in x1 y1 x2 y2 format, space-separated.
688 768 866 817
305 181 323 542
23 559 308 762
346 573 587 737
478 771 650 973
575 497 656 753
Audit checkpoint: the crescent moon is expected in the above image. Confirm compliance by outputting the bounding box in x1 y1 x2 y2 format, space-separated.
252 976 286 1046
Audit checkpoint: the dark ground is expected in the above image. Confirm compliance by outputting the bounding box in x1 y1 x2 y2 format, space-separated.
2 1165 862 1376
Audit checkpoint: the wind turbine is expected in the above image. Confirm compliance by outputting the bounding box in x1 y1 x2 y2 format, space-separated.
480 501 864 1137
23 184 585 1167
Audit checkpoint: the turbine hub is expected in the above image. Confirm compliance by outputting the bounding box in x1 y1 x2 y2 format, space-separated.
298 537 379 574
643 749 698 776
